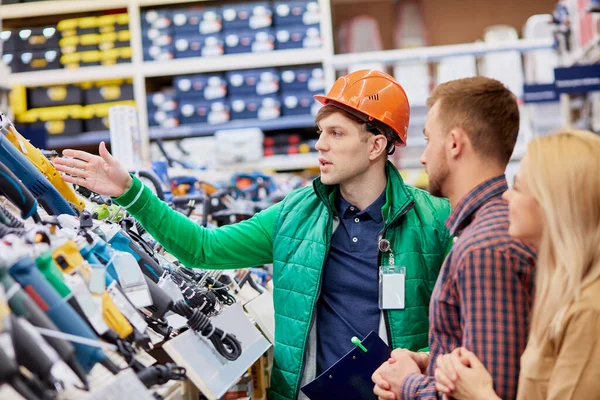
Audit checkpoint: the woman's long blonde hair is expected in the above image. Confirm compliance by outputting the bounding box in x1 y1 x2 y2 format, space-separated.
525 129 600 341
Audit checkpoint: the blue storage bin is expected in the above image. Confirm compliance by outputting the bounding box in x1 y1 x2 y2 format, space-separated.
179 99 230 125
224 29 275 54
142 27 174 46
174 74 227 100
147 90 178 112
2 53 15 72
174 32 224 58
226 68 280 96
172 7 223 35
274 1 321 26
221 2 273 31
148 108 180 128
143 43 175 61
280 65 325 93
229 95 281 121
275 25 321 50
142 9 173 29
281 91 321 117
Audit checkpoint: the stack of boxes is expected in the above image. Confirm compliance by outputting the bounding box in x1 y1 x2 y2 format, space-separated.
10 79 135 139
146 64 325 131
1 30 18 72
0 13 132 72
141 0 322 61
58 14 132 68
1 25 62 73
142 9 176 61
173 6 225 58
273 1 321 50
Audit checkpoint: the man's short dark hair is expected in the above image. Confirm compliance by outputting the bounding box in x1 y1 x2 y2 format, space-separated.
427 77 520 165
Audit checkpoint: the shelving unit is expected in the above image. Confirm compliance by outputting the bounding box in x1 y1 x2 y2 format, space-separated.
142 49 327 78
149 114 316 140
46 130 110 148
218 152 319 172
1 0 201 19
1 0 336 165
1 0 559 172
331 38 554 68
9 64 136 86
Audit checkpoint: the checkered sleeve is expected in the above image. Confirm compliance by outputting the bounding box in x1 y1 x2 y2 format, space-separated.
400 373 440 400
457 248 532 400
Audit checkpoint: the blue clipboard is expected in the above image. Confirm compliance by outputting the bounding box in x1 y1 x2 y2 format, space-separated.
300 331 391 400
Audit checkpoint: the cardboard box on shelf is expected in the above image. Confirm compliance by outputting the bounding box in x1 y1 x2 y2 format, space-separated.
274 1 321 27
226 68 280 96
222 2 273 31
224 28 275 54
275 25 321 50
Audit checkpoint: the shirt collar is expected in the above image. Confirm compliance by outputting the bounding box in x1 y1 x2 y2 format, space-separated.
338 187 386 223
446 175 508 236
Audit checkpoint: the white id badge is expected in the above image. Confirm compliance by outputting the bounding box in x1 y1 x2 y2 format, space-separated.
379 265 406 310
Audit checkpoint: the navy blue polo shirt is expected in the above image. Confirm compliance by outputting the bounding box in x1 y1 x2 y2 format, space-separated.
316 188 386 374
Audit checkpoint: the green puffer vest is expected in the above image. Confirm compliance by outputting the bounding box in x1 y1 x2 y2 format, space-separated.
269 162 452 400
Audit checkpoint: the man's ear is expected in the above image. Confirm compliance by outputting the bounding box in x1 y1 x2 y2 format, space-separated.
447 128 468 160
370 135 388 160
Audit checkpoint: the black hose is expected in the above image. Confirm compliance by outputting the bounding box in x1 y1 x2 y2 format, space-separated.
137 170 165 201
135 221 146 236
0 224 27 238
121 219 158 261
136 364 186 388
171 301 242 361
0 205 25 228
145 317 172 342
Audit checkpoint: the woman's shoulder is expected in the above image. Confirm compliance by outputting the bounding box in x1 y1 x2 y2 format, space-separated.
559 280 600 341
572 279 600 314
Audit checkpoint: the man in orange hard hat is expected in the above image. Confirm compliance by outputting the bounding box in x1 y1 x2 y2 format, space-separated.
55 69 452 400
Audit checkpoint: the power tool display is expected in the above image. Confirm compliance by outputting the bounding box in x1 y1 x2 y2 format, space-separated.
0 111 283 399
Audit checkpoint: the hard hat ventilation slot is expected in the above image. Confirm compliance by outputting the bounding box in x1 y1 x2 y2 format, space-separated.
367 94 380 101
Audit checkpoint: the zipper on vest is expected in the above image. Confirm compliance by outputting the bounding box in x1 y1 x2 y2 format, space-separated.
295 213 334 399
378 200 415 348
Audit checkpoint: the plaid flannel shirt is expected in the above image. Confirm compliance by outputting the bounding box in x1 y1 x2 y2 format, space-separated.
401 175 536 400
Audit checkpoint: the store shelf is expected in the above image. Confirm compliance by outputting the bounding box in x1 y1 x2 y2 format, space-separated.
8 49 324 87
564 36 600 67
331 38 554 68
137 0 210 6
47 130 109 148
149 114 316 140
8 50 324 87
9 64 135 87
0 0 206 19
1 0 128 19
220 152 319 172
143 49 326 78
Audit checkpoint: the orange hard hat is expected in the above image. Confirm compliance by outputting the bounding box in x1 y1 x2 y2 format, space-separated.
314 70 410 146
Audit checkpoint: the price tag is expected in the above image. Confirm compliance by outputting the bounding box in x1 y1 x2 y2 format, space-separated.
107 282 148 334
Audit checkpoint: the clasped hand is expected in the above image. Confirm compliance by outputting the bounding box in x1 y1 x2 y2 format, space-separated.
372 349 429 400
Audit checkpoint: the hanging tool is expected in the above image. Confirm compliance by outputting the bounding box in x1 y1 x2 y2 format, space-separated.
0 160 41 223
0 112 85 211
0 267 89 390
6 255 119 374
0 114 76 216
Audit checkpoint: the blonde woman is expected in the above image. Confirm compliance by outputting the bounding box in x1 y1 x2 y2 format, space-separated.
434 129 600 400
